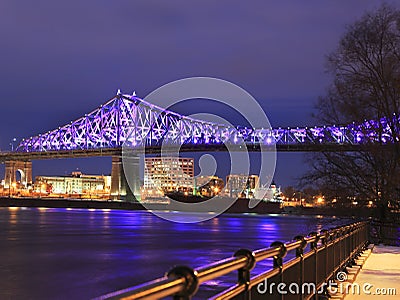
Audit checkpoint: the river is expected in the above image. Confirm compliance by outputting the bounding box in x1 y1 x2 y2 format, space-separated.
0 207 353 299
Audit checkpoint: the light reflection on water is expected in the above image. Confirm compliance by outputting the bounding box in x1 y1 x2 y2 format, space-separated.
8 207 18 225
0 207 352 299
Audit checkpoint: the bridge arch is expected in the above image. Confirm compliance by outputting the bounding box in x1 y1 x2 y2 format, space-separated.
16 169 26 185
4 160 32 188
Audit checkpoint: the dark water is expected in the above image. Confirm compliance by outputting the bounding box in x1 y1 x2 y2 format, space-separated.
0 207 352 299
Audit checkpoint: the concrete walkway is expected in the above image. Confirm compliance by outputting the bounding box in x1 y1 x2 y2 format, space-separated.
344 245 400 299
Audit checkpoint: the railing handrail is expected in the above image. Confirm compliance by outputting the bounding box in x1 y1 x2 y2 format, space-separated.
96 221 368 300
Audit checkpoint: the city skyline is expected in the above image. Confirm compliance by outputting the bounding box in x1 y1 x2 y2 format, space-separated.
0 3 398 299
1 1 396 186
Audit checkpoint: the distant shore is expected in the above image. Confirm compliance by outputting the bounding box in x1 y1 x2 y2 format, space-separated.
0 196 380 218
0 197 146 211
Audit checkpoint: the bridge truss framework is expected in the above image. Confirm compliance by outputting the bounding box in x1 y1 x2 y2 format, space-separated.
15 93 400 154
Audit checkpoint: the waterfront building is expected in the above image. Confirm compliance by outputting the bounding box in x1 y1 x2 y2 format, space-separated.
254 182 283 202
225 174 259 198
34 171 111 196
144 157 194 195
195 175 224 197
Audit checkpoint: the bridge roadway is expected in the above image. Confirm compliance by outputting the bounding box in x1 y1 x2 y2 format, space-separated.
0 143 364 162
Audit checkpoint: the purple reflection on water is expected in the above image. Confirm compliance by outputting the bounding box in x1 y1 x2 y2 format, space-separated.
0 207 352 299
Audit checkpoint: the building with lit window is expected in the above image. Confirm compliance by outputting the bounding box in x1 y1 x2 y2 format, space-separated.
34 172 111 196
195 175 224 197
225 174 259 198
144 157 194 195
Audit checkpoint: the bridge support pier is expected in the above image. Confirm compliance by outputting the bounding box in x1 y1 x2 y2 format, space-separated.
4 160 32 188
110 155 141 202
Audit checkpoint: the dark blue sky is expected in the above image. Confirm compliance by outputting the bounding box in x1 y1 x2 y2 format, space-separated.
0 0 395 186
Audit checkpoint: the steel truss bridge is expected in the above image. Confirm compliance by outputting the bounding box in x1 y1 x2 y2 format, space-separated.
1 90 398 201
4 91 398 160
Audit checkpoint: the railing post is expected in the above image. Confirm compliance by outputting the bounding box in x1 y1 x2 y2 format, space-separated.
309 231 319 297
341 227 347 269
348 225 353 262
351 224 355 260
337 227 346 269
346 226 355 267
309 231 319 250
347 226 351 262
167 266 199 300
270 241 287 300
294 235 307 299
355 223 360 251
353 224 358 252
233 249 256 300
319 229 333 299
340 227 345 269
270 241 288 269
352 224 359 265
338 227 345 269
320 229 329 277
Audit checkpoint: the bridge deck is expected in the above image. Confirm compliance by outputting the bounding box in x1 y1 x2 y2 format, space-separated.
0 144 366 161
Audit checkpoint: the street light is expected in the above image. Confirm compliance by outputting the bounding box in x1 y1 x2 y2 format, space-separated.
293 191 302 205
9 137 17 151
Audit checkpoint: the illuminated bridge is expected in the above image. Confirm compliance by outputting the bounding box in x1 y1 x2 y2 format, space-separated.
13 91 400 154
1 91 398 200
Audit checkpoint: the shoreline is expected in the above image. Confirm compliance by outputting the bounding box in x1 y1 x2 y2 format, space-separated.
0 197 146 211
0 196 379 218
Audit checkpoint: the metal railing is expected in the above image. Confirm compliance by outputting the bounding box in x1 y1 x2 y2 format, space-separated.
369 219 400 246
97 221 369 300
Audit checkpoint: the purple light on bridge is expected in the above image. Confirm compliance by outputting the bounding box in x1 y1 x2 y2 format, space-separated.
14 92 400 152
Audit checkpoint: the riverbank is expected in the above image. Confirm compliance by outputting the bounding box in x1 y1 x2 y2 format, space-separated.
0 197 146 211
284 205 380 218
0 196 382 218
0 197 283 214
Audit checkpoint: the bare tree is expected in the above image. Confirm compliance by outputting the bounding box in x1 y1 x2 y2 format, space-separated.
303 4 400 220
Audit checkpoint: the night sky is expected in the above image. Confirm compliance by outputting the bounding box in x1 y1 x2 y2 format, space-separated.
0 1 395 187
